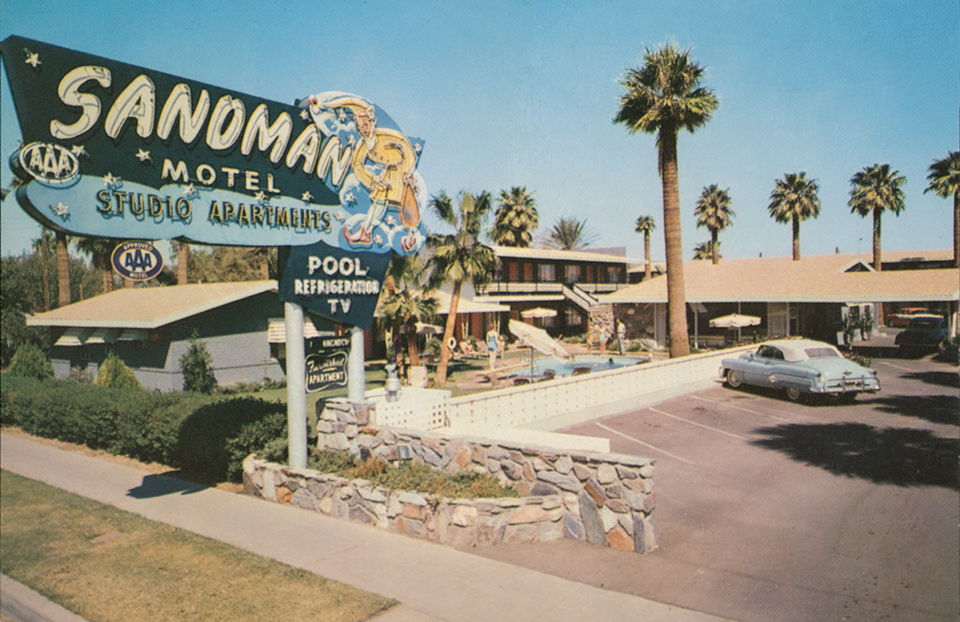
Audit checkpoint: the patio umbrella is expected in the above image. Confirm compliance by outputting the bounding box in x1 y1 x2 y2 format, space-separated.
520 307 558 319
415 322 443 335
709 314 761 328
508 319 571 361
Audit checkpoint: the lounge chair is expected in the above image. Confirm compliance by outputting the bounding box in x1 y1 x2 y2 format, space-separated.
571 366 591 376
458 341 483 359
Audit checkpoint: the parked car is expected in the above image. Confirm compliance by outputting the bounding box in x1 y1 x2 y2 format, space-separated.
720 339 880 403
894 315 949 352
886 307 929 327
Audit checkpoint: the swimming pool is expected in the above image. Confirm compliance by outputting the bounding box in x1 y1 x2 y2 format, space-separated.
523 355 649 378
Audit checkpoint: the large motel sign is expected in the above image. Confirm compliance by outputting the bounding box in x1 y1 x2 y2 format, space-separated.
2 35 428 467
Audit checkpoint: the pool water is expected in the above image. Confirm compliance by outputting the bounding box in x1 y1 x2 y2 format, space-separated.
524 355 648 377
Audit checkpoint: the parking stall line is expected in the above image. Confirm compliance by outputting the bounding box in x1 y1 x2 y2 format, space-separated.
649 407 749 441
878 361 917 372
593 422 697 465
690 395 791 422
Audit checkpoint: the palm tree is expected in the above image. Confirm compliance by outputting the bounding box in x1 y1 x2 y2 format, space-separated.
427 191 499 385
74 237 119 293
544 217 597 251
925 150 960 268
490 187 539 248
31 228 53 311
172 241 190 285
848 163 906 271
693 240 721 261
614 44 719 358
634 215 657 280
55 231 71 306
768 172 821 261
694 185 734 265
379 253 438 369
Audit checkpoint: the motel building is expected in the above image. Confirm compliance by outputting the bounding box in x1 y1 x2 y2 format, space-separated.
600 250 960 350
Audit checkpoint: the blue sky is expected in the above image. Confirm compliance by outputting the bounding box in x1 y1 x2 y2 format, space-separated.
2 0 957 263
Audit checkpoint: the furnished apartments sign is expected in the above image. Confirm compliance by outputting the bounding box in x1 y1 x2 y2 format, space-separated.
2 35 426 329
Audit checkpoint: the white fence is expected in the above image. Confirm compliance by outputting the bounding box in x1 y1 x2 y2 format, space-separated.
372 345 756 431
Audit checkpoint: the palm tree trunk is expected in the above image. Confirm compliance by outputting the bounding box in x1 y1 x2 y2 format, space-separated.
40 228 50 311
791 216 801 261
56 232 71 306
405 322 421 367
872 209 882 271
644 232 652 280
711 230 719 265
953 190 959 268
436 280 463 384
178 243 189 285
259 247 270 280
102 254 114 293
660 129 690 358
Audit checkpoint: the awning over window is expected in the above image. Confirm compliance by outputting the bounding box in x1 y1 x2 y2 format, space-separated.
85 328 120 344
267 317 331 343
54 327 91 347
118 329 148 341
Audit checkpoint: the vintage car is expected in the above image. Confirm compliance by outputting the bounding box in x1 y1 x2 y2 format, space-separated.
720 339 880 403
894 315 949 352
886 307 929 328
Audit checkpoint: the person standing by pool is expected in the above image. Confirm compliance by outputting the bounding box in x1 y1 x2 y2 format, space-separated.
617 320 626 355
486 329 499 369
599 326 608 354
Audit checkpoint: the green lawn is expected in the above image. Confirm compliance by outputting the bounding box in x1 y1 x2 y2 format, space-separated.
0 470 397 622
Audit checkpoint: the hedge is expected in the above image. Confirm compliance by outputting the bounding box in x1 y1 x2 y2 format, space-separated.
1 373 293 482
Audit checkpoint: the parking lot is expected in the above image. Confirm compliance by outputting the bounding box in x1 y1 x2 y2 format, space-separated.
478 355 959 622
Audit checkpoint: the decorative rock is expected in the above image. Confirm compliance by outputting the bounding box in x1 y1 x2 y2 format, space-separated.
501 460 523 480
583 479 605 507
538 471 581 493
452 505 479 527
530 481 559 497
504 523 539 544
605 498 628 514
598 505 619 532
578 491 607 547
563 514 585 541
508 505 547 525
607 526 634 552
633 513 658 553
276 486 293 504
616 465 638 480
639 463 655 478
521 461 536 481
399 492 427 506
397 444 413 460
573 463 594 481
604 484 623 499
292 488 315 510
486 445 511 460
554 456 574 475
597 464 617 484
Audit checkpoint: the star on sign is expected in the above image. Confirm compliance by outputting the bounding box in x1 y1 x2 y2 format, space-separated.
103 173 121 188
254 191 267 202
24 49 40 68
135 149 151 162
50 202 70 219
301 191 313 202
70 145 88 158
300 109 310 121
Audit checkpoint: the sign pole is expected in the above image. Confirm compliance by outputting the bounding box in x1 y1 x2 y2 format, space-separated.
284 302 308 469
348 326 366 403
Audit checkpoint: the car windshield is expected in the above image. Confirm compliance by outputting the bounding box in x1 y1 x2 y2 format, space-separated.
909 319 941 328
804 347 840 359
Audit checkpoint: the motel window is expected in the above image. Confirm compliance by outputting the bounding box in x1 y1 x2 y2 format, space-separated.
607 266 621 284
538 263 556 282
566 309 583 326
523 262 534 282
565 264 581 284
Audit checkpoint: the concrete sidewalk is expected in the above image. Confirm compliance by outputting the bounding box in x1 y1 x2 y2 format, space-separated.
1 433 730 622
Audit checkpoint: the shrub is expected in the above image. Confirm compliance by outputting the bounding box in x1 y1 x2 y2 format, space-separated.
179 334 217 394
95 353 143 390
176 397 289 482
8 342 53 380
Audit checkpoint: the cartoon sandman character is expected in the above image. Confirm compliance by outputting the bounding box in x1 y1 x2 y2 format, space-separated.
307 95 420 249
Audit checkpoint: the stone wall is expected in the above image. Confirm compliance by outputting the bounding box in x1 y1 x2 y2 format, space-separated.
243 398 657 554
